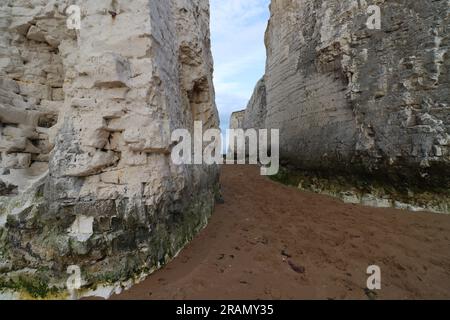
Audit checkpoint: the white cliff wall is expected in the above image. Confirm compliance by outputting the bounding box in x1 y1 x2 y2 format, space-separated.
248 0 449 189
0 0 219 298
243 77 266 130
229 110 245 130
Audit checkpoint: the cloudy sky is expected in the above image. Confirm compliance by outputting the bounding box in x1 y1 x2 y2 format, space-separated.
210 0 270 133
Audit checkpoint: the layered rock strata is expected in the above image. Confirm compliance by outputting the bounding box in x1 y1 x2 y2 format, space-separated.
243 77 266 130
0 0 219 298
245 0 450 212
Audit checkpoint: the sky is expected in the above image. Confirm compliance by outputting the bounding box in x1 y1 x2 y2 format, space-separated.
210 0 270 133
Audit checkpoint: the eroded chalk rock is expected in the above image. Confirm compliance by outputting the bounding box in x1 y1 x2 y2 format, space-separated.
230 110 245 130
0 0 219 299
246 0 449 209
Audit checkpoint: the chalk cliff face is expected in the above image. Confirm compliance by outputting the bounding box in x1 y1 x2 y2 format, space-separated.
229 110 245 130
243 77 266 130
246 0 449 191
0 0 219 298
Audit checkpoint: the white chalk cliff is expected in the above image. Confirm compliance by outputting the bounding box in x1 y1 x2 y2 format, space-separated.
0 0 219 298
243 0 449 212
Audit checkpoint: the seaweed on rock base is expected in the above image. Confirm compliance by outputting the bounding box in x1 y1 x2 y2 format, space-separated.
270 167 450 214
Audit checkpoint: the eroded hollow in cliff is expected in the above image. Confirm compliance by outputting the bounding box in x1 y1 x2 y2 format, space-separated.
187 76 212 123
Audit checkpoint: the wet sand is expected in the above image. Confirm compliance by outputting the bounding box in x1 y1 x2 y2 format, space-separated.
112 165 450 300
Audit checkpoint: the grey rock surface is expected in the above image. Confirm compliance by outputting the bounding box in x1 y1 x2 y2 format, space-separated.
243 77 266 130
245 0 449 189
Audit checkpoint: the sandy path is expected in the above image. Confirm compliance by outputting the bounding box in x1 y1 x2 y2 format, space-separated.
113 165 450 300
